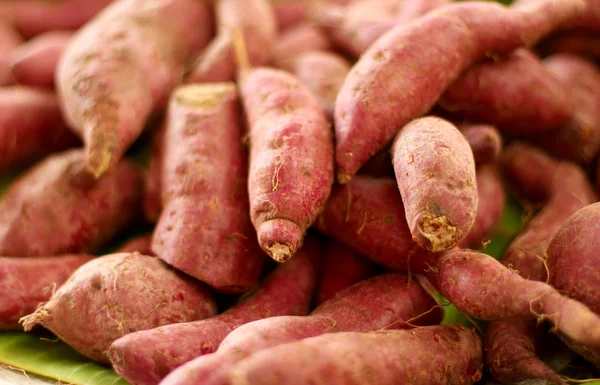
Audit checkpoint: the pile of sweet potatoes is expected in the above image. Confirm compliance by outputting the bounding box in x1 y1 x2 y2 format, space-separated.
0 0 599 384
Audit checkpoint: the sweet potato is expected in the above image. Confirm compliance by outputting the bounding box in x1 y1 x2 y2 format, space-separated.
334 0 586 183
57 0 214 178
392 116 477 252
152 83 265 292
315 176 414 270
143 124 166 223
160 273 443 385
440 49 573 134
273 23 332 59
0 87 79 171
0 0 114 38
539 31 600 61
108 238 321 385
459 165 504 249
274 50 351 119
0 255 93 330
460 124 503 167
117 235 154 255
21 252 217 363
216 326 481 385
9 31 72 88
271 0 310 31
240 67 334 262
184 0 277 84
534 54 600 164
0 21 23 86
547 202 600 366
315 239 376 305
0 149 143 257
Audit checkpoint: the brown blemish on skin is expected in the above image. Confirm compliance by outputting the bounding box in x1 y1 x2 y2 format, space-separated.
418 214 458 252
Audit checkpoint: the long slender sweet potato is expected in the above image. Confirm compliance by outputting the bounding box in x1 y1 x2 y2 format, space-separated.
273 23 332 59
392 117 477 252
0 21 23 86
108 238 322 385
152 83 265 292
0 255 94 330
459 165 504 249
9 31 72 88
274 50 351 119
241 67 334 262
160 273 443 385
0 87 79 171
315 176 414 270
440 49 573 134
460 124 503 167
21 253 217 363
57 0 214 178
184 0 277 84
334 0 586 183
547 202 600 367
117 235 154 255
0 149 143 257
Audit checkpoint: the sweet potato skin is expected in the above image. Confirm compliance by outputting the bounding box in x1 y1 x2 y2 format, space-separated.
0 150 143 257
273 23 332 60
242 68 334 262
440 49 573 134
460 124 503 167
226 325 482 385
22 253 217 363
9 31 72 88
0 87 79 171
57 0 213 178
0 255 93 330
0 21 23 86
108 238 322 385
117 235 154 255
315 176 414 270
143 124 166 223
152 84 265 292
392 117 477 252
334 0 585 183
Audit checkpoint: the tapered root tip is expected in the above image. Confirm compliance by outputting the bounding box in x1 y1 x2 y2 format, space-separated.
257 219 302 263
416 214 459 252
20 308 48 332
85 128 119 179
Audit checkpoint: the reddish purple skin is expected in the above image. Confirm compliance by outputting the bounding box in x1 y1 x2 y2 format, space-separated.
160 274 443 385
143 125 166 223
152 84 265 293
57 0 213 178
272 1 309 31
273 23 332 60
0 255 94 330
225 326 482 385
334 0 585 183
534 54 600 164
440 49 573 134
559 0 600 31
460 124 502 167
0 87 79 171
9 31 72 88
547 202 600 366
0 21 23 86
108 238 322 385
22 253 217 363
315 240 376 305
459 165 504 249
392 117 477 252
117 235 154 256
242 68 334 262
315 176 415 271
0 150 143 257
539 31 600 61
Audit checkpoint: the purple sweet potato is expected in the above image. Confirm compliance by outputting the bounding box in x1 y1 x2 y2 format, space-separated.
315 239 376 305
274 50 351 119
0 149 143 257
392 116 477 252
184 0 277 84
57 0 214 178
143 124 166 223
315 176 414 270
219 326 482 385
539 31 600 61
117 235 154 256
0 21 23 86
460 124 503 167
152 83 265 292
160 273 443 385
0 255 93 330
0 87 79 171
334 0 586 183
9 31 72 88
440 49 573 134
21 252 217 363
459 165 505 249
240 67 334 262
108 238 322 385
273 23 332 59
547 202 600 366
